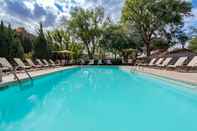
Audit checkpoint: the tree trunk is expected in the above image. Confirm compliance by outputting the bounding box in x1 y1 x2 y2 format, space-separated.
145 42 151 57
181 44 185 49
84 43 93 59
114 51 117 60
88 53 93 59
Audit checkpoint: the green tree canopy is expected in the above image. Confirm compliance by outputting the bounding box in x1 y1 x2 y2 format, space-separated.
176 29 189 49
7 24 24 58
101 24 141 59
9 38 24 58
47 29 70 51
122 0 191 57
33 23 50 59
68 7 109 59
188 37 197 53
68 42 83 60
0 21 24 58
17 32 33 54
0 21 9 57
151 38 169 50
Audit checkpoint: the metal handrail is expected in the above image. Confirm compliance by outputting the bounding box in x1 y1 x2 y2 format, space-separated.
15 66 32 80
0 65 20 82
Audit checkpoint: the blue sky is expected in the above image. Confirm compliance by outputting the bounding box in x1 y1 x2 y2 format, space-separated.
0 0 196 34
184 0 197 35
193 0 197 7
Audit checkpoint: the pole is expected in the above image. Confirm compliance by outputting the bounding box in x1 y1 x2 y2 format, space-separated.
0 68 2 82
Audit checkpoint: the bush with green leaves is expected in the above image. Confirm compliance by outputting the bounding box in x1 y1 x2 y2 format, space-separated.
189 37 197 53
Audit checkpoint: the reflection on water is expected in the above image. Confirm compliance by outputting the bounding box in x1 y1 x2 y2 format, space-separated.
0 68 78 125
19 80 34 91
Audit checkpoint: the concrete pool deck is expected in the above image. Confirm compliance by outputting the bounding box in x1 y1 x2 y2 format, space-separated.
121 66 197 86
0 66 77 87
0 65 196 88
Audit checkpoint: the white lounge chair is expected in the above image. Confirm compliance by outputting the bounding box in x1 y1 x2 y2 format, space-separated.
148 58 157 66
0 57 16 78
36 59 48 67
0 57 30 81
187 56 197 67
155 58 164 66
69 59 75 65
128 59 133 64
176 56 197 72
88 59 94 65
122 59 127 65
61 59 66 66
98 60 103 65
0 57 13 71
43 59 53 67
158 57 172 67
139 58 156 66
56 59 62 66
26 59 42 68
168 57 187 68
49 59 57 66
13 58 33 79
80 59 85 65
14 58 31 69
106 60 112 65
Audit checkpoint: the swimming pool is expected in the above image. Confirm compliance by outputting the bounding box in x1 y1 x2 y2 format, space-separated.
0 66 197 131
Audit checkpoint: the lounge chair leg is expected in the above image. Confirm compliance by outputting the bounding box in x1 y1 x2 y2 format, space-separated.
24 69 32 80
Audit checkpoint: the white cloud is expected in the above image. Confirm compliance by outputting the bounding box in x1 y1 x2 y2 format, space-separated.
184 7 197 36
0 0 196 34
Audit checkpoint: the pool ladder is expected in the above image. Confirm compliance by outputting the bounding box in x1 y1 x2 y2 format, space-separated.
130 65 144 73
13 66 32 83
19 80 34 91
130 66 137 73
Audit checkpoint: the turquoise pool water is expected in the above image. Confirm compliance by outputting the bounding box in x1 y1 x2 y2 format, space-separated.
0 66 197 131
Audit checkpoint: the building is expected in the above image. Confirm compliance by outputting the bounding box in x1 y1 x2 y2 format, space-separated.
15 27 34 39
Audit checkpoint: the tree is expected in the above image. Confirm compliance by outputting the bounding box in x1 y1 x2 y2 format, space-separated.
68 7 108 59
151 38 169 50
68 42 83 60
188 37 197 53
101 24 139 59
192 28 197 35
122 0 191 57
9 37 24 58
47 29 70 51
176 31 188 49
33 23 50 59
7 24 24 58
0 21 24 58
0 21 9 57
17 32 33 54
